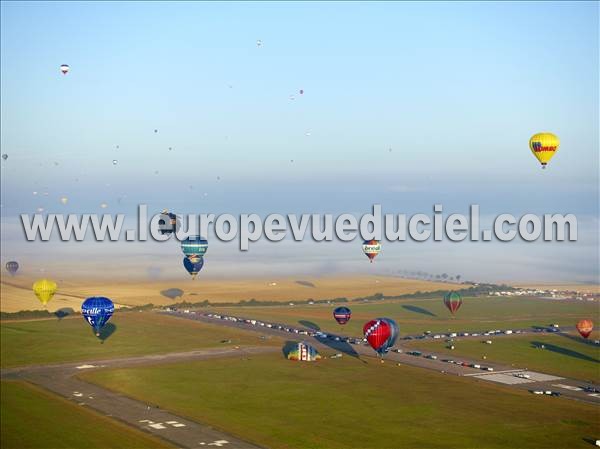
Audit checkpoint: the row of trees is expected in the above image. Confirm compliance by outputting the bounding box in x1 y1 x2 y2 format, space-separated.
396 269 462 283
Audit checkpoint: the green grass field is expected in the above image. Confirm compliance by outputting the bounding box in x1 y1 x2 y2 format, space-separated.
211 296 600 337
1 381 173 449
407 333 600 381
1 313 280 368
83 352 600 449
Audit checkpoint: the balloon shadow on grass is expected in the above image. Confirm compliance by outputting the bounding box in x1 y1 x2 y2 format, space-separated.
558 332 599 347
402 305 436 317
316 336 363 361
97 323 117 344
161 288 184 300
530 341 599 363
295 280 316 288
55 307 75 320
299 320 320 331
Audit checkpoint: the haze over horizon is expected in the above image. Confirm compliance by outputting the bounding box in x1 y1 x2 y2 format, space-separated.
1 1 598 284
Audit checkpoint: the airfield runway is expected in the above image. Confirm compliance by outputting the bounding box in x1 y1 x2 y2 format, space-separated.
1 312 597 449
1 347 276 449
175 311 600 406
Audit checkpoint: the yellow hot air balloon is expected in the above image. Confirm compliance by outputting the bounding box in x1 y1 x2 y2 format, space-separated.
529 132 559 169
32 279 57 306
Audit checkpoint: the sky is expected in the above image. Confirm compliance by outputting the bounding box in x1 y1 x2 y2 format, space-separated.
1 1 598 283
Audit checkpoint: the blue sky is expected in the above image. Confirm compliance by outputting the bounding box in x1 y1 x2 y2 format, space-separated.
1 2 598 282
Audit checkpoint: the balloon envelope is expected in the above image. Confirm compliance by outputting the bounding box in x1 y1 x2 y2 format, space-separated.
362 239 381 263
529 132 559 168
158 211 178 235
363 318 399 355
333 306 352 325
443 292 462 315
181 236 208 261
576 319 593 339
6 261 19 275
32 279 57 306
82 297 114 336
183 257 204 279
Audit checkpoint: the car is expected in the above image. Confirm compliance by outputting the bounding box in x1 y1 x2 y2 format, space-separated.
426 354 438 360
391 348 402 353
531 390 544 395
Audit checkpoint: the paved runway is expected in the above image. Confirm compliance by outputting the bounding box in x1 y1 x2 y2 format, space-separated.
177 311 600 406
2 312 597 449
2 346 275 449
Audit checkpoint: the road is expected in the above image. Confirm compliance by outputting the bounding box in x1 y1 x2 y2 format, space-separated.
172 311 600 406
2 311 597 449
2 346 276 449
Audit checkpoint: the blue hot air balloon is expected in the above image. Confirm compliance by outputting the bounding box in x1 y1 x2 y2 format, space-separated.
183 257 204 279
5 261 19 276
82 297 114 336
333 306 351 325
181 236 208 262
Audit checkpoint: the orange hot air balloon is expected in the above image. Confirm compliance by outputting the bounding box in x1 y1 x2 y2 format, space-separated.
576 319 593 339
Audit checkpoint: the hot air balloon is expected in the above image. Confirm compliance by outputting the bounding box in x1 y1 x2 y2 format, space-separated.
181 236 208 263
183 257 204 279
82 296 114 337
299 89 304 95
5 261 19 276
287 341 321 361
1 154 7 160
576 319 593 339
60 64 69 75
333 306 352 325
443 292 462 315
362 239 381 263
529 132 559 169
158 210 177 235
32 279 57 306
363 318 399 356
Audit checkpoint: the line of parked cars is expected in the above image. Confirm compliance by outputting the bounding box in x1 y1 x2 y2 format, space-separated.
405 328 525 342
440 358 494 371
202 312 366 345
531 390 561 397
